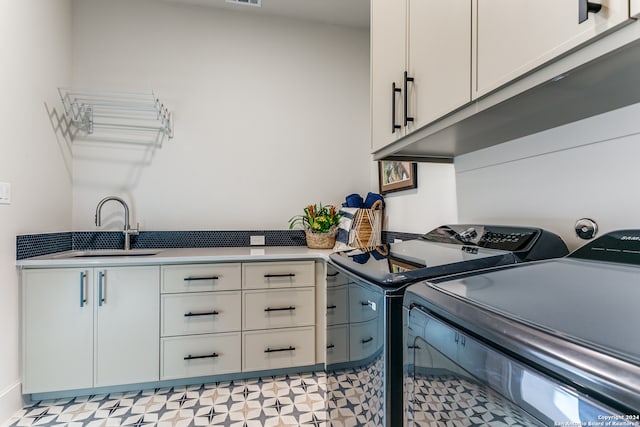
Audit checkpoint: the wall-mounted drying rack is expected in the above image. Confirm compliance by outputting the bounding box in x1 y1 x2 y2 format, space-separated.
57 88 174 141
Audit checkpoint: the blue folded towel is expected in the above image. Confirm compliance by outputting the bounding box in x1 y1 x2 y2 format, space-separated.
363 192 385 209
343 193 364 208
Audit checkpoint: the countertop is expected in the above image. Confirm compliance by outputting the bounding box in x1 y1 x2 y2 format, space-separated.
16 246 334 268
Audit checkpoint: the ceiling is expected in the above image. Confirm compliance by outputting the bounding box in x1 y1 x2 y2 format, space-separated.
160 0 370 29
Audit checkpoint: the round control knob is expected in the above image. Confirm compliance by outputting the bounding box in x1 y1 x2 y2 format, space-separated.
575 218 598 240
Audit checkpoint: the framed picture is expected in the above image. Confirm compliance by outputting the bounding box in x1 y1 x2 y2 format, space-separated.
378 161 418 194
388 257 424 273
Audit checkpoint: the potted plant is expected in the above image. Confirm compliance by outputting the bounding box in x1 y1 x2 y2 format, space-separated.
289 203 341 249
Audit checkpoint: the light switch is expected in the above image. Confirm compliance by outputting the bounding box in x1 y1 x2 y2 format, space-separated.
0 182 11 205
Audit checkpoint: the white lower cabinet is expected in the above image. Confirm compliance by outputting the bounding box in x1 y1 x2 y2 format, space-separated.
22 266 160 394
161 333 241 380
243 327 316 371
23 259 319 394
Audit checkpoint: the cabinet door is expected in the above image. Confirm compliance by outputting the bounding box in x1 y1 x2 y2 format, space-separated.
94 266 159 387
371 0 407 152
407 0 471 130
474 0 630 97
22 268 93 393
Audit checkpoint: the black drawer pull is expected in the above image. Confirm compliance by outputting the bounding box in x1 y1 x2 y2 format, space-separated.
327 305 337 310
361 300 376 308
264 273 296 278
184 311 219 317
361 337 374 344
265 346 295 353
184 276 219 281
184 353 219 360
264 306 296 312
326 344 335 349
407 345 421 350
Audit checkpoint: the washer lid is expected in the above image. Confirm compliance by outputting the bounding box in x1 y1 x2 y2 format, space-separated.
431 257 640 365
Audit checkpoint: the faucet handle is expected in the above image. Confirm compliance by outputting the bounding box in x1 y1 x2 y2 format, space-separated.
124 223 140 236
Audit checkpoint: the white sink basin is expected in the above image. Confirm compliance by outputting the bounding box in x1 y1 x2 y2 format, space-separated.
54 249 163 258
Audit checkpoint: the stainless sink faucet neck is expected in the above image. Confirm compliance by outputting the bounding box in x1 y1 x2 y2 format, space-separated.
95 196 139 251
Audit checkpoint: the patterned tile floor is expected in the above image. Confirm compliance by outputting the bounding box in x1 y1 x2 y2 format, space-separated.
6 360 387 427
7 372 329 427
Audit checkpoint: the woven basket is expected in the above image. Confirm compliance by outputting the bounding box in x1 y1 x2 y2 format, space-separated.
351 199 384 248
305 227 338 249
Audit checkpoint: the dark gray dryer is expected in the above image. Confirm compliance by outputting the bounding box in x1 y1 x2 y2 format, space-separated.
403 229 640 426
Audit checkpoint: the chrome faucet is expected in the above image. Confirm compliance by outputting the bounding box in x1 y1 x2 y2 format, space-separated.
95 196 139 251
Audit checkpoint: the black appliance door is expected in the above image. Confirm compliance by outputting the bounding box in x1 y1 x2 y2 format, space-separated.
404 305 619 426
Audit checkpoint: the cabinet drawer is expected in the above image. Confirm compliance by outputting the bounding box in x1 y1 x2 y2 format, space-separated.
349 318 380 362
161 333 241 380
326 324 349 365
162 264 241 293
243 327 315 371
243 288 315 331
242 261 315 289
327 285 348 326
161 291 241 337
349 283 383 323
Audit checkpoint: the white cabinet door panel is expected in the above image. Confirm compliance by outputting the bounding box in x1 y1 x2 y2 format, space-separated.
371 0 407 151
475 0 630 97
407 0 471 129
94 266 160 387
22 268 94 393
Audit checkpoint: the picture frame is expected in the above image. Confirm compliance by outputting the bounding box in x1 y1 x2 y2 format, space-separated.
378 161 418 194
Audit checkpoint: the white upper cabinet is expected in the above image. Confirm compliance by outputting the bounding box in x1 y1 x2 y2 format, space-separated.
371 0 407 152
370 0 472 153
406 0 471 133
474 0 630 98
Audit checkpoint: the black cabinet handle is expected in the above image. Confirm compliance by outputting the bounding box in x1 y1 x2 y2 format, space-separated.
184 311 219 317
361 337 374 344
184 276 219 281
326 344 335 349
404 71 414 126
184 353 219 360
264 273 295 278
265 346 295 353
407 345 421 350
392 82 402 133
264 306 296 312
579 0 602 23
327 304 337 310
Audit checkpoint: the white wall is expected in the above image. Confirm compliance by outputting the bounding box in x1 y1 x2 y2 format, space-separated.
0 0 73 423
456 102 640 250
71 0 372 231
382 163 458 234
